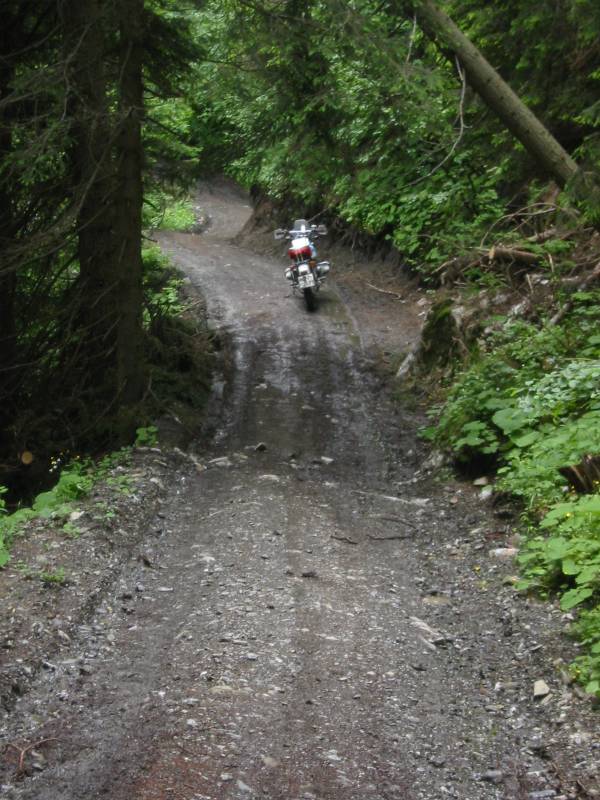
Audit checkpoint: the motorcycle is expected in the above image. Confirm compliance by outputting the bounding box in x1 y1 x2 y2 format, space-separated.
274 219 330 311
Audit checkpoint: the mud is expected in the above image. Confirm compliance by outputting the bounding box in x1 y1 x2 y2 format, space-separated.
1 180 598 800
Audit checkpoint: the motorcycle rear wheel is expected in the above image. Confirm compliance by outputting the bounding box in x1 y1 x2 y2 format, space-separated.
303 287 317 311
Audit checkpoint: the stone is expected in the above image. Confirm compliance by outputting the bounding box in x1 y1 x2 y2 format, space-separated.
255 442 267 452
479 486 494 501
489 547 518 559
481 770 504 785
533 680 551 698
208 457 233 468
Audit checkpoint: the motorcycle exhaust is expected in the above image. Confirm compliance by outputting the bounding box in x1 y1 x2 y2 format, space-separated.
316 261 330 277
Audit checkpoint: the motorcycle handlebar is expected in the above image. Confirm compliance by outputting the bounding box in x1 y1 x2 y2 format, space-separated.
274 224 328 239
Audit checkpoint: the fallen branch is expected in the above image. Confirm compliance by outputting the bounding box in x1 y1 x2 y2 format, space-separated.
7 738 60 776
368 534 409 541
331 534 358 545
366 282 404 300
485 245 539 265
550 261 600 326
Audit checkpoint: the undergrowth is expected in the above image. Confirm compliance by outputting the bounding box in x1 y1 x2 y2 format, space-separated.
143 189 196 231
425 289 600 696
0 444 138 567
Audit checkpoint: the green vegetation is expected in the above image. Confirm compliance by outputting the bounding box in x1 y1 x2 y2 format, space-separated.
190 0 600 271
144 191 196 232
0 450 135 566
426 290 600 694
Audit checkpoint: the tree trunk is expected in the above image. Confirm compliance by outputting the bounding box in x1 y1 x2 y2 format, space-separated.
61 0 120 387
114 0 145 408
0 27 18 434
403 0 579 188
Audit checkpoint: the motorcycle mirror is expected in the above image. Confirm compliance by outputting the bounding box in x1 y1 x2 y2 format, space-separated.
316 224 328 236
274 229 286 240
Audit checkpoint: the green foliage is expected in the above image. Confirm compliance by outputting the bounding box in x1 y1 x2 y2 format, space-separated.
135 425 159 446
0 449 134 567
143 245 185 325
190 0 600 271
571 606 600 694
39 567 67 587
143 190 196 231
428 291 600 694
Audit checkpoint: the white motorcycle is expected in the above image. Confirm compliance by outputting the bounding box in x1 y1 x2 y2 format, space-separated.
274 219 330 311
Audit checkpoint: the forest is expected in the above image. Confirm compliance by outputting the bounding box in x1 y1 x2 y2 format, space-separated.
2 0 600 696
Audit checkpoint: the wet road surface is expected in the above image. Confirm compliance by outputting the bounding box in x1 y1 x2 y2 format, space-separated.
1 183 574 800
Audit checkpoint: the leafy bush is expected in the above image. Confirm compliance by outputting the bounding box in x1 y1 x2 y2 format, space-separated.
427 292 600 694
143 190 196 231
143 245 184 325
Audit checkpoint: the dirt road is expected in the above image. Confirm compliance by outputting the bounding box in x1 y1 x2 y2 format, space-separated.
1 183 596 799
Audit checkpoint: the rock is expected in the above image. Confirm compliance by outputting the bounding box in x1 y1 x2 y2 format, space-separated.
479 486 494 501
186 718 199 728
320 456 334 466
481 770 504 785
255 442 267 452
301 570 318 579
157 586 174 593
208 457 233 468
220 773 233 782
246 653 258 661
489 547 518 559
533 680 551 698
259 474 281 483
473 477 489 486
422 450 446 471
429 755 446 768
396 351 417 380
528 792 557 799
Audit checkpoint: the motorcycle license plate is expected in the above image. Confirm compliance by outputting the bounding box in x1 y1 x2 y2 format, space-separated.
298 274 316 289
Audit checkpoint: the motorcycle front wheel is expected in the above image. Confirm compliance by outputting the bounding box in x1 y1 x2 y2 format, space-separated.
303 287 317 312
